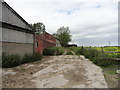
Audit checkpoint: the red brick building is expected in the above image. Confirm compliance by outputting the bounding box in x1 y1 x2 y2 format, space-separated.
35 32 57 54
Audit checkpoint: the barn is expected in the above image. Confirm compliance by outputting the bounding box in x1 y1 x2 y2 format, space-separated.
0 1 35 55
35 32 60 54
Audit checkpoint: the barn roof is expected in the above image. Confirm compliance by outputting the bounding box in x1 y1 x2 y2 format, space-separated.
1 1 35 34
40 31 59 40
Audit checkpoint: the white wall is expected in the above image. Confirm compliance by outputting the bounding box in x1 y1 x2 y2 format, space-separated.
2 28 34 44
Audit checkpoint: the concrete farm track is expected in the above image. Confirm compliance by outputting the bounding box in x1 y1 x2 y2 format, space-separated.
2 55 108 88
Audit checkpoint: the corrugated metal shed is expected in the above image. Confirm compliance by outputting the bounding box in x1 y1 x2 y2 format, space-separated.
1 1 35 55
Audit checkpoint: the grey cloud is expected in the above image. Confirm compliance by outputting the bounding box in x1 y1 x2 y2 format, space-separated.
4 0 118 46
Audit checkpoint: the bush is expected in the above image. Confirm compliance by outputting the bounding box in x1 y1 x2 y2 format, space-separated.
21 54 33 64
58 47 65 55
32 52 43 61
43 47 57 56
66 50 73 55
2 53 42 68
43 47 65 56
70 47 84 55
69 47 80 54
2 54 21 68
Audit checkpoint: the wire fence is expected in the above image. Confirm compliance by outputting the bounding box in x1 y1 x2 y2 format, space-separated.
81 47 120 61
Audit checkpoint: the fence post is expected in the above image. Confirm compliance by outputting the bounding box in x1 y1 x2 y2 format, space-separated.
101 46 103 52
89 46 93 58
101 46 104 59
81 46 84 55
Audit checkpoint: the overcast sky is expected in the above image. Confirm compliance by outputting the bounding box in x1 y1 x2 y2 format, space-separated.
5 0 119 46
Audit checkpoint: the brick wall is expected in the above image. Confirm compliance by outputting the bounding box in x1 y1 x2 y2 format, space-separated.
35 32 56 54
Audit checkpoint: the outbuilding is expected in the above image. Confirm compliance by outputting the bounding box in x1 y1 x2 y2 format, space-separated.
1 1 35 55
35 32 60 54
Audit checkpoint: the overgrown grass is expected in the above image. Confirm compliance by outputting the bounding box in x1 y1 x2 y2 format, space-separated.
65 49 73 55
2 53 43 68
69 47 80 54
70 47 118 67
107 70 117 75
2 54 21 68
43 46 65 56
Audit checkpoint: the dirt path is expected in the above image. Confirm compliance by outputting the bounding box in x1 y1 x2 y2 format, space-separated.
2 55 108 88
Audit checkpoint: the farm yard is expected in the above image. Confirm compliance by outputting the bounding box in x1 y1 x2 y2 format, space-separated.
1 0 119 89
2 46 119 88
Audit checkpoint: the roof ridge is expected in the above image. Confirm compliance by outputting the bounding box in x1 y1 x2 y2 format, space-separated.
2 1 35 31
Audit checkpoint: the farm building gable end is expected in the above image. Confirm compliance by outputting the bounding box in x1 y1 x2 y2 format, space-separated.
1 1 35 55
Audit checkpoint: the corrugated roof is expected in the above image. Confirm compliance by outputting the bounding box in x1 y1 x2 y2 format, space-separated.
2 1 35 31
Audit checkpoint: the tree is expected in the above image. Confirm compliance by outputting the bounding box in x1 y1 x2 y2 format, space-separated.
55 26 71 47
31 22 45 35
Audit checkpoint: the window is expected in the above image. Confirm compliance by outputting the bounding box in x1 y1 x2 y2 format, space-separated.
35 42 38 48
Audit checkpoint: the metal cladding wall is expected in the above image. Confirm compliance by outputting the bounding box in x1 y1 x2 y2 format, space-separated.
35 32 56 54
2 28 34 55
0 1 2 55
2 28 33 44
0 1 2 89
1 1 34 55
2 2 32 30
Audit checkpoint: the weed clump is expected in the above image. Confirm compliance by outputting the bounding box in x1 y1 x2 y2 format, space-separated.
43 46 65 56
2 53 42 68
